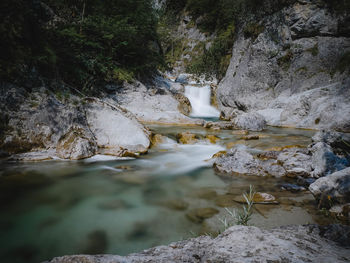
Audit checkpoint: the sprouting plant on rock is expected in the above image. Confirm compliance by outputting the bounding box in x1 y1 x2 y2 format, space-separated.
217 185 256 234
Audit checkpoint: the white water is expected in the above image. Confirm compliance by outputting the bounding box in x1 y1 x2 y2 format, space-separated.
184 85 220 118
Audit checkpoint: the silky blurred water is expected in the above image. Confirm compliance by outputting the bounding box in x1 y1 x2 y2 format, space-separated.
0 125 333 263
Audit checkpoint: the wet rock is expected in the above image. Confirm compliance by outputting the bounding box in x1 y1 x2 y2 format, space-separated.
186 208 219 223
211 151 227 159
241 135 259 140
174 93 192 116
233 192 278 204
232 130 249 135
56 127 97 160
161 199 189 211
310 141 349 178
226 140 246 149
280 183 306 192
214 145 261 176
177 132 198 144
151 134 173 147
206 134 219 144
233 112 267 131
193 189 217 200
329 204 350 221
203 121 234 130
215 194 237 207
83 230 108 254
309 167 350 204
296 176 316 187
48 225 350 263
127 222 150 240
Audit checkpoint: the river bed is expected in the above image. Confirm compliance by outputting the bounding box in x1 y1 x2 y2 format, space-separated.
0 125 335 263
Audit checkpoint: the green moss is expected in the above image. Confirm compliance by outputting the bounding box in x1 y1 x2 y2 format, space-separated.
306 43 319 56
243 23 264 40
277 50 294 70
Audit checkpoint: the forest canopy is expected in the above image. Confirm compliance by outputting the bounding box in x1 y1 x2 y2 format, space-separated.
0 0 163 89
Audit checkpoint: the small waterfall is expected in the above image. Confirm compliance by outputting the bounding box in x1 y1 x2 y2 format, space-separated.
184 85 220 118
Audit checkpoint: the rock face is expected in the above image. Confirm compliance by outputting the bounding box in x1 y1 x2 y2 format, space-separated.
112 81 199 125
309 167 350 204
0 83 152 160
217 1 350 131
47 224 350 263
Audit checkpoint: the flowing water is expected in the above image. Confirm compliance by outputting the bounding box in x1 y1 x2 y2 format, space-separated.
184 85 220 118
0 125 336 263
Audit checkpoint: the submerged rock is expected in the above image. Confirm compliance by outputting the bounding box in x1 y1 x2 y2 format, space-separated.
186 208 219 223
233 192 278 204
47 225 350 263
177 132 198 144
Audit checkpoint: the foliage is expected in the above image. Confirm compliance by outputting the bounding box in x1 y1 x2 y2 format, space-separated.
0 0 163 90
187 24 235 79
217 185 256 233
277 50 294 70
243 23 265 40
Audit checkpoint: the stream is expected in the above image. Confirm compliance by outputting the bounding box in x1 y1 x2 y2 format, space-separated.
0 124 336 263
0 85 337 263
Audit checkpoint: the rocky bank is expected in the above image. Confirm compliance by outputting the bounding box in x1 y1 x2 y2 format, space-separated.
47 224 350 263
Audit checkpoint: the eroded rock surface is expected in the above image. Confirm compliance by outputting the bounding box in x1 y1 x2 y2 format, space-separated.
217 1 350 131
47 225 350 263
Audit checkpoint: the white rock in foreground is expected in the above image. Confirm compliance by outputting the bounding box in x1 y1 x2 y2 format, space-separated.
46 225 350 263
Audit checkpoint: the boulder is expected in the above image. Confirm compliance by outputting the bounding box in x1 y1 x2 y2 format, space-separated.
214 145 262 176
85 101 150 155
309 167 350 204
233 112 267 131
47 225 350 263
56 127 97 160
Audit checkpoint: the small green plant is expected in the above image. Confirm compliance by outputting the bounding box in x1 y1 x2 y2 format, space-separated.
216 185 256 234
277 50 294 70
235 185 256 225
306 43 319 56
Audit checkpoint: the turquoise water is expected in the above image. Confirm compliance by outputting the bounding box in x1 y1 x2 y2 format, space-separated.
0 126 331 263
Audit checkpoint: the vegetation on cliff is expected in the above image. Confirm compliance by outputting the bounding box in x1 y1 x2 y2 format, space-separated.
0 0 163 90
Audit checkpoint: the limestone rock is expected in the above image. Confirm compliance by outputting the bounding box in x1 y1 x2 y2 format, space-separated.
56 128 96 160
233 192 278 204
233 112 267 131
309 167 350 204
85 101 150 155
214 145 262 176
47 225 350 263
216 1 350 131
